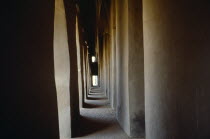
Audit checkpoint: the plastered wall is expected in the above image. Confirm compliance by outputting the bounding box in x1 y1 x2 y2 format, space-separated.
54 0 71 138
143 0 210 138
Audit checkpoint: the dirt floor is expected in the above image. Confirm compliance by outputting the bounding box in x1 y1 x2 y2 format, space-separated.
73 88 143 139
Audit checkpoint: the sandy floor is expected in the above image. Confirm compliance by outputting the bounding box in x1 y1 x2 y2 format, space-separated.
73 88 143 139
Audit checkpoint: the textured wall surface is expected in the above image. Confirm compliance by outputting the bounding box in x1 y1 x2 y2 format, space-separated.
113 0 145 137
76 16 82 108
63 0 80 137
115 0 130 135
143 0 210 138
54 0 71 138
128 0 145 137
109 0 117 110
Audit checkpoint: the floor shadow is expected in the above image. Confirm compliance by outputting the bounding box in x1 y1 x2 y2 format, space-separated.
89 93 104 95
87 97 107 100
89 90 103 92
74 115 112 137
83 103 104 108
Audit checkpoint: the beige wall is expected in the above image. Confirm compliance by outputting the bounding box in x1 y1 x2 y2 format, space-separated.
76 16 83 108
128 0 145 137
115 0 130 135
143 0 210 138
54 0 71 138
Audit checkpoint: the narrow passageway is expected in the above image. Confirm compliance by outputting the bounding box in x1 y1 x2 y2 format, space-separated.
74 87 141 139
54 0 146 138
3 0 210 138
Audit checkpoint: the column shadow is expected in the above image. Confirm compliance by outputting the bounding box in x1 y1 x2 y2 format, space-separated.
74 116 112 137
